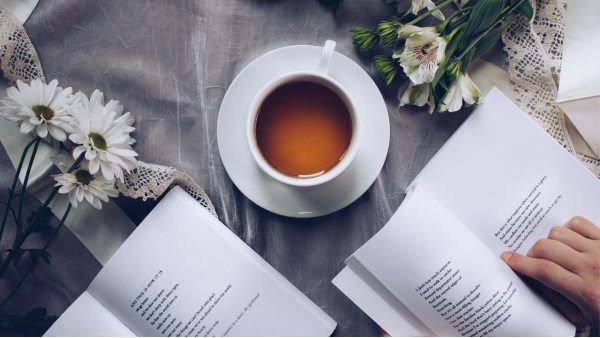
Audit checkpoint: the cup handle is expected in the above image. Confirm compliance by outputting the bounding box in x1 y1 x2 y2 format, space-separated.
316 40 336 75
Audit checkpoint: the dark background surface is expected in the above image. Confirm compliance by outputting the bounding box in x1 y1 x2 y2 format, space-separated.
0 0 521 336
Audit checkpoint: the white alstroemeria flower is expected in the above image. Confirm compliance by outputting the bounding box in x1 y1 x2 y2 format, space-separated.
0 79 76 141
439 72 481 112
51 152 118 210
67 90 138 182
392 25 438 59
399 30 447 84
398 80 435 113
387 0 445 21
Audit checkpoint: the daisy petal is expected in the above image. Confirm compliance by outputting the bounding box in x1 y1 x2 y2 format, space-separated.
90 197 103 210
89 156 100 174
69 190 79 207
36 123 48 138
20 122 35 134
47 123 67 142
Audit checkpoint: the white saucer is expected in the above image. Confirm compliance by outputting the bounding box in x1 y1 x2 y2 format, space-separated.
217 45 390 218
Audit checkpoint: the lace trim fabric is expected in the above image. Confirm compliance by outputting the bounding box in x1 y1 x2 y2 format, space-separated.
0 3 45 86
575 324 591 338
502 0 600 179
115 161 217 218
0 2 217 217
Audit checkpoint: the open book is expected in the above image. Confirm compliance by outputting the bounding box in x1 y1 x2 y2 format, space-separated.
333 88 599 336
45 186 336 337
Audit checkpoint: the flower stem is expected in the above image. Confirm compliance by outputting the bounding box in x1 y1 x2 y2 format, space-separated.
437 7 473 32
0 152 84 278
0 137 38 245
406 0 455 26
21 151 84 236
16 137 41 229
0 204 72 310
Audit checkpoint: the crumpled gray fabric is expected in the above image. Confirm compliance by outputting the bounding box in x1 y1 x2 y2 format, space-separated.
0 0 507 335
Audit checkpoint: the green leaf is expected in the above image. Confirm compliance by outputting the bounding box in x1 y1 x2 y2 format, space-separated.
0 307 57 335
513 0 533 21
433 83 449 108
471 13 519 61
317 0 344 19
461 48 475 74
26 206 52 228
432 67 446 93
471 25 504 60
28 249 52 265
466 0 481 7
459 0 506 53
439 76 449 91
10 248 26 265
433 31 462 92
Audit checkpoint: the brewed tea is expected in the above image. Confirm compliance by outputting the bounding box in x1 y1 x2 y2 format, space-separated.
255 81 352 178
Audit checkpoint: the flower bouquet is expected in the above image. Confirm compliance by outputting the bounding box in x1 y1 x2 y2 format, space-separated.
0 79 137 327
351 0 533 113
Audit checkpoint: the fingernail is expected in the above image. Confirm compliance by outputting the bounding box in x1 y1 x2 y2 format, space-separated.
501 251 512 261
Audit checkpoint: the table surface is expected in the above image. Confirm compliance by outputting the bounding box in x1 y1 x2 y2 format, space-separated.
0 0 509 336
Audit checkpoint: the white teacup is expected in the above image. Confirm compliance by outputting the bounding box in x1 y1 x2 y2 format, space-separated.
246 40 361 187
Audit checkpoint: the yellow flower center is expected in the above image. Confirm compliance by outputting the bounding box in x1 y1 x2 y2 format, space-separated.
75 169 95 185
89 132 108 150
32 105 55 121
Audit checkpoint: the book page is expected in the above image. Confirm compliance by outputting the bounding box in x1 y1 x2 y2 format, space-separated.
44 291 136 337
87 186 336 337
332 267 430 337
349 186 574 337
412 88 600 256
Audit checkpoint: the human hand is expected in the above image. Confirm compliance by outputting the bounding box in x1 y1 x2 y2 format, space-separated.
500 216 600 327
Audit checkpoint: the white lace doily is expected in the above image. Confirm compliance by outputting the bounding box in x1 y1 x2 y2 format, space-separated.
502 0 600 178
0 3 44 86
0 2 217 218
116 161 217 217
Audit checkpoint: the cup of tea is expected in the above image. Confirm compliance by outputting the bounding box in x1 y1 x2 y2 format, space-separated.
246 40 361 187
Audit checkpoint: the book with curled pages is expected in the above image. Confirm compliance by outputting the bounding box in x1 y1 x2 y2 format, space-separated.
333 88 599 337
45 186 336 337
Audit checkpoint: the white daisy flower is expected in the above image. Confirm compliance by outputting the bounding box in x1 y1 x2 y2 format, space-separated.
51 152 118 210
439 72 481 112
388 0 445 21
398 80 435 113
67 90 138 182
0 79 76 141
399 30 447 84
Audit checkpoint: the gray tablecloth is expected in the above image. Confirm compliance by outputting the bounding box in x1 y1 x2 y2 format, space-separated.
0 0 507 336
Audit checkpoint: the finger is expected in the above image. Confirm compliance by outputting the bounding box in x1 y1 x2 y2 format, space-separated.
564 216 600 240
526 238 584 274
501 251 582 302
547 226 595 253
523 276 591 326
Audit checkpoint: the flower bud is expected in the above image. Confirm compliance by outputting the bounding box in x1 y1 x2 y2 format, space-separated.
349 28 380 55
374 55 401 85
377 16 403 48
445 59 461 83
